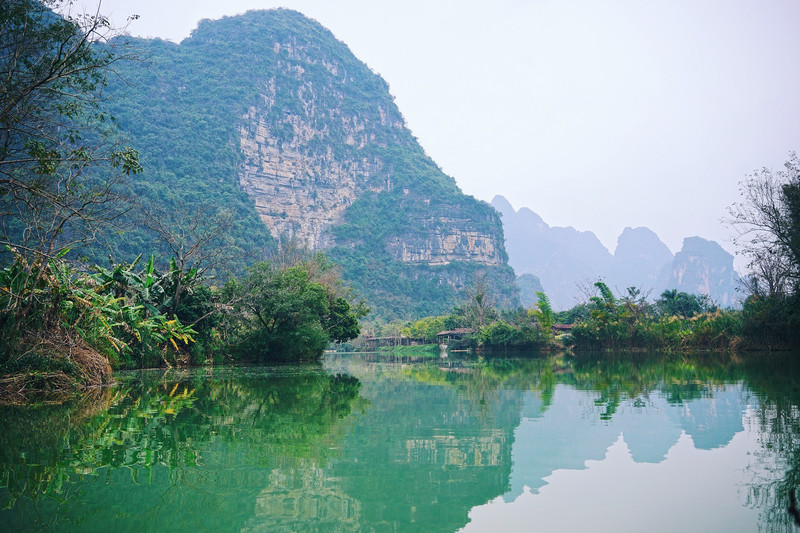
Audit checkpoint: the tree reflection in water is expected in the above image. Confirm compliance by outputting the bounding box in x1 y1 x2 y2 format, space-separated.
739 353 800 532
0 366 364 532
0 352 798 532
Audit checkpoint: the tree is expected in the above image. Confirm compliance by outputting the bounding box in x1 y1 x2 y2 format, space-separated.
230 261 364 362
727 153 800 296
656 289 713 318
402 315 447 343
726 155 800 347
460 275 497 330
0 0 141 261
529 291 555 341
0 0 141 356
134 201 241 313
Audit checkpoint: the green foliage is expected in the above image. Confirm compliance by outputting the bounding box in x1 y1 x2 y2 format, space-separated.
530 292 556 331
0 0 142 261
555 302 591 324
570 282 743 352
398 293 556 353
226 260 364 362
88 12 280 272
377 344 440 357
0 249 198 371
740 293 800 349
479 321 541 350
402 315 448 343
656 289 715 318
87 255 202 367
330 242 516 320
2 229 364 376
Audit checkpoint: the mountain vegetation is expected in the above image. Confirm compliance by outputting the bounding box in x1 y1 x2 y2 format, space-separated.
94 8 517 319
0 2 366 397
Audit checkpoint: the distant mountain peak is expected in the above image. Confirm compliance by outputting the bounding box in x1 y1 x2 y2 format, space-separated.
614 227 673 261
498 199 738 309
491 195 515 215
659 236 740 307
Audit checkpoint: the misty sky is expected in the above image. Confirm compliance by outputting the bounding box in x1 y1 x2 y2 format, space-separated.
80 0 800 269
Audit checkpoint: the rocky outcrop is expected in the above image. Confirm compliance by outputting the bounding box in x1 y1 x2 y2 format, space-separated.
658 237 741 307
240 107 381 249
385 232 501 265
235 12 509 275
385 211 504 266
236 35 406 250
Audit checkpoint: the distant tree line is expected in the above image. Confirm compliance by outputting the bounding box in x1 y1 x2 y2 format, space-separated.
374 281 736 353
367 152 800 354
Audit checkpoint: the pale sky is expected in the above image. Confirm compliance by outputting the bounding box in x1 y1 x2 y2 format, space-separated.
80 0 800 267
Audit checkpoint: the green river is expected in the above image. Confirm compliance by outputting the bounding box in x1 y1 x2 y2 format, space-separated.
1 351 799 532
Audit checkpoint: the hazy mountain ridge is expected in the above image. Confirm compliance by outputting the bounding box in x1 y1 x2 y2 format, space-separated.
492 196 741 310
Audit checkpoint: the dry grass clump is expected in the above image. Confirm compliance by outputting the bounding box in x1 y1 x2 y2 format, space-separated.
0 330 114 405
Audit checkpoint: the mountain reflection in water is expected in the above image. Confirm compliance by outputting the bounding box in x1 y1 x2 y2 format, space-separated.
0 352 798 532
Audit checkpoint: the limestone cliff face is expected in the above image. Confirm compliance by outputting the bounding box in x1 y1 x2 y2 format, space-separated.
385 232 501 266
239 107 383 250
385 213 504 266
235 15 508 273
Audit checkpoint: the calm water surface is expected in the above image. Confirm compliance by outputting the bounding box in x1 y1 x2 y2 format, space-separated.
1 351 799 532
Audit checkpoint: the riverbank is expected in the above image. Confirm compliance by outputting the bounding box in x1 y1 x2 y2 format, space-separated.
0 332 114 405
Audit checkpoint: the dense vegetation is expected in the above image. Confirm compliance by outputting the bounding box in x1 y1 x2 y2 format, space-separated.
0 244 364 397
0 1 364 397
567 282 742 351
381 273 796 354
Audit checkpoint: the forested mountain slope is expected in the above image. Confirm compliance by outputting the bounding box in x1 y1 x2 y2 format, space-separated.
102 9 517 318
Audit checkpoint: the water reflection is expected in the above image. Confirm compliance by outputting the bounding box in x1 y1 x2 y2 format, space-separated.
0 366 363 532
0 352 798 532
